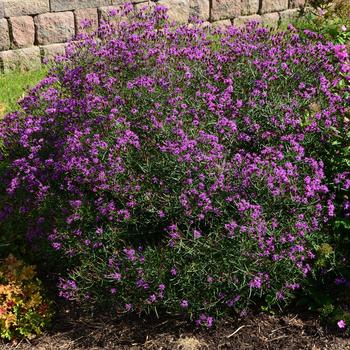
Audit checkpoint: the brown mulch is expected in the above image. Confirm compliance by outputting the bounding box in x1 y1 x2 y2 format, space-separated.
1 309 350 350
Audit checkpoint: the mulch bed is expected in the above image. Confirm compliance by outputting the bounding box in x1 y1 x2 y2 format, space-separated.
1 308 350 350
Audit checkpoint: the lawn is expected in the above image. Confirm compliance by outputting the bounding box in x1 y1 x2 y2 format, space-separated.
0 69 48 117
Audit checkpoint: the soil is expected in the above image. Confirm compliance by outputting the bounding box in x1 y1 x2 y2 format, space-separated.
1 308 350 350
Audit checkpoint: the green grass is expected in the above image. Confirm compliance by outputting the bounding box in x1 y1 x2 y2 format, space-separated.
0 69 48 117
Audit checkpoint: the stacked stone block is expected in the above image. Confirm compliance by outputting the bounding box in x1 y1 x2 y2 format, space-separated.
0 0 307 72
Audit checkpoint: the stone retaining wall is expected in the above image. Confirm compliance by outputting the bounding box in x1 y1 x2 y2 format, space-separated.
0 0 306 72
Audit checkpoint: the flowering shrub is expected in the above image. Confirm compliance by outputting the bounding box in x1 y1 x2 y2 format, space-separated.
307 0 350 19
0 5 349 324
0 255 53 340
299 89 350 331
299 0 350 46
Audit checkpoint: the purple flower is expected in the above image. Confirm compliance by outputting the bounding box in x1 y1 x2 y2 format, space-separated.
207 276 213 283
69 200 82 209
58 278 77 300
249 276 262 289
148 294 157 303
193 229 202 239
86 73 100 85
52 242 62 251
111 272 121 281
136 279 149 289
180 299 189 308
335 277 346 285
108 8 118 16
123 248 137 261
195 314 214 328
206 316 214 328
226 295 240 307
276 291 285 300
338 320 346 329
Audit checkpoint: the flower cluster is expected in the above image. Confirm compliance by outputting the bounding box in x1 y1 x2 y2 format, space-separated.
0 255 53 340
0 5 349 323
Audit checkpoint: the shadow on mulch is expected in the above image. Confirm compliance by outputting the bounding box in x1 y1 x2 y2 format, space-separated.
2 305 350 350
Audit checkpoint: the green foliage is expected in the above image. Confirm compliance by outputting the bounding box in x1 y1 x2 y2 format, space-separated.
293 13 350 45
307 0 350 16
291 0 350 45
283 1 350 330
0 255 53 341
296 100 350 331
1 5 350 328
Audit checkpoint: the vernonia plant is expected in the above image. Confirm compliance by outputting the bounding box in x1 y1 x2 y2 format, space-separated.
0 4 349 325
